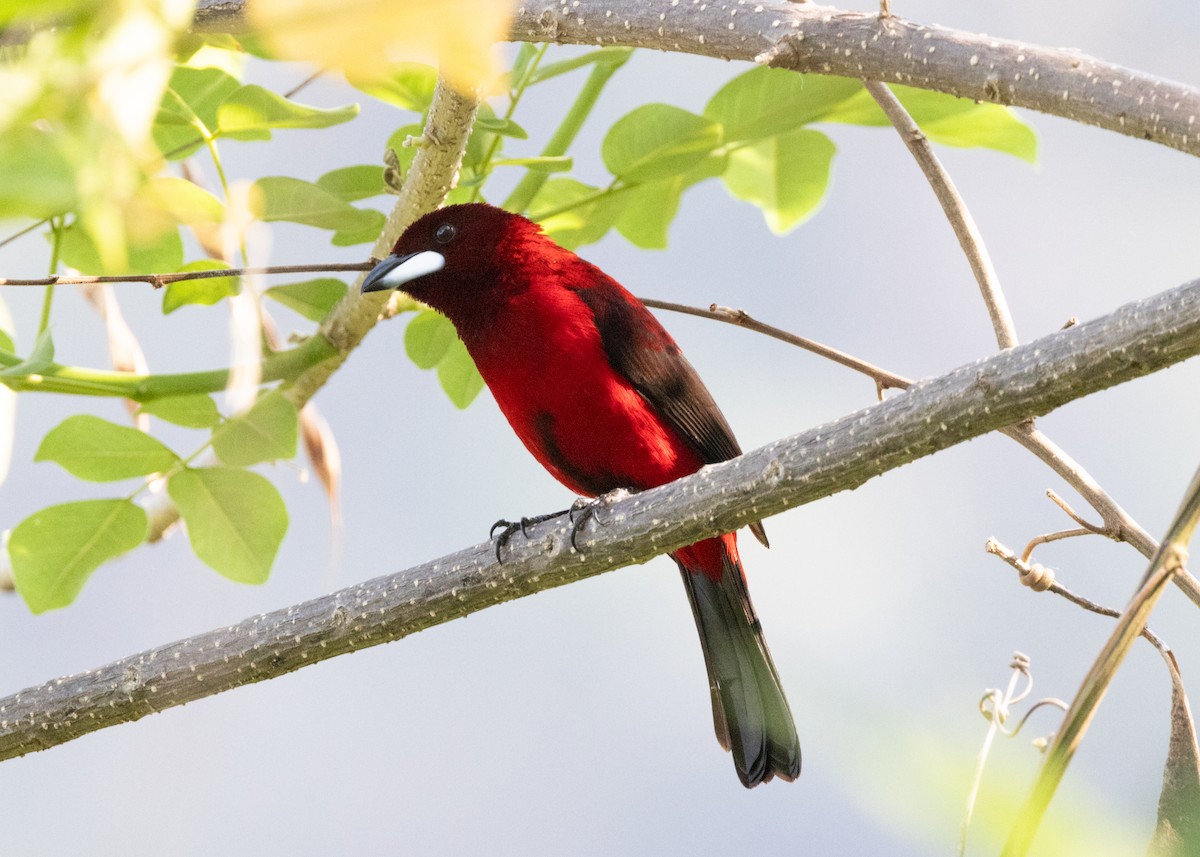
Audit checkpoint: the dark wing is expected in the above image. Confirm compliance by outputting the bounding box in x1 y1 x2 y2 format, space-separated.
571 278 741 466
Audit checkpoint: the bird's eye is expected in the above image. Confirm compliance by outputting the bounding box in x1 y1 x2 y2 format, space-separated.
434 223 456 244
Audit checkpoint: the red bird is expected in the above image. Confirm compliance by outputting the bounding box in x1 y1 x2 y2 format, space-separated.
363 203 800 787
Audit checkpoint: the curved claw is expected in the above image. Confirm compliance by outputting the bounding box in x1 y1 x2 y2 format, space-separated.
567 488 635 553
489 509 572 563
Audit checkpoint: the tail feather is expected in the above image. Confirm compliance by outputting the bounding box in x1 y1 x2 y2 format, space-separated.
675 535 800 788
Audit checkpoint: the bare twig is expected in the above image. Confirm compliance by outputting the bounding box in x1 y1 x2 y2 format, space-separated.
1020 528 1095 563
4 277 1200 759
0 263 374 289
1003 464 1200 855
864 79 1017 349
639 298 912 392
1045 489 1105 534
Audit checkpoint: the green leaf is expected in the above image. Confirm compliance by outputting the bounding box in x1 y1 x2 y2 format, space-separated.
530 178 629 250
602 105 723 183
348 63 437 112
316 165 387 202
264 278 347 322
217 84 359 140
331 209 386 246
251 176 383 234
35 414 180 481
474 116 528 139
437 338 485 409
527 47 633 85
822 84 1038 162
705 67 864 143
58 219 183 276
163 259 240 314
168 467 287 584
9 499 148 613
509 43 538 88
722 129 836 234
0 128 78 219
154 65 241 158
615 154 727 250
137 394 222 429
0 328 54 378
211 390 299 466
491 156 573 173
405 310 457 369
144 176 225 224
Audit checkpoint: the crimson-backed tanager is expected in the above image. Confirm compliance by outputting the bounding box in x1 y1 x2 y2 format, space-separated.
363 203 800 787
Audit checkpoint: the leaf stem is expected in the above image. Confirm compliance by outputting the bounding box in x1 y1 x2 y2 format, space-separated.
469 44 550 203
38 217 64 334
504 53 631 214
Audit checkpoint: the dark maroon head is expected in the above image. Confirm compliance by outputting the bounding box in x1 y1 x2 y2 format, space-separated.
361 203 547 325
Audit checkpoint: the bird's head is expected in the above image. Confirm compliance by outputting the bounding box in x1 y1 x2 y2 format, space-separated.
362 203 553 328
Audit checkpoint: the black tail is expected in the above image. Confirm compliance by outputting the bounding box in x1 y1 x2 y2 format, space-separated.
676 544 801 788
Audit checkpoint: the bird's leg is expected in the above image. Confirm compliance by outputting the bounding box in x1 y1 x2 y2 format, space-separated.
489 510 571 562
568 488 637 552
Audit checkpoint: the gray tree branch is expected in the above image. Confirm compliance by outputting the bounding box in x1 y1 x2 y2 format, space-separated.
4 276 1200 761
190 0 1200 158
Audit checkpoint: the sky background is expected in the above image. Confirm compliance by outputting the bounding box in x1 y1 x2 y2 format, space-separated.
2 1 1199 854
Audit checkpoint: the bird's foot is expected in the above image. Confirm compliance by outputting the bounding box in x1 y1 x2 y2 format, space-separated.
489 510 569 562
567 488 636 552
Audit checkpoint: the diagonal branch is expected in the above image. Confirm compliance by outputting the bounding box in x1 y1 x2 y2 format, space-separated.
3 276 1200 761
188 0 1200 158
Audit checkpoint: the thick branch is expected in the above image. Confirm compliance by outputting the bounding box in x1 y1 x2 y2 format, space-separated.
188 0 1200 158
4 276 1200 761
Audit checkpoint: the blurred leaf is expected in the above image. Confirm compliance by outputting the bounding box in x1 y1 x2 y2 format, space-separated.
35 414 179 481
0 297 13 487
530 178 628 250
0 129 78 219
216 84 359 140
138 393 222 429
722 129 836 234
437 337 485 409
474 116 528 139
248 0 513 94
509 43 538 88
163 259 240 314
331 208 387 246
316 165 387 202
405 310 457 369
615 154 727 250
211 389 299 467
348 62 437 112
527 47 633 85
705 67 863 142
58 219 183 276
168 467 287 584
1148 654 1200 857
251 176 383 233
0 328 55 378
823 84 1038 162
144 176 225 224
264 278 348 322
603 104 723 183
154 65 241 158
9 499 148 613
492 156 572 173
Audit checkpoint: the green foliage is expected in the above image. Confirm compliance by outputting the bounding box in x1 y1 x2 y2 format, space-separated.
211 390 299 467
168 467 287 584
9 500 148 613
137 394 223 429
35 415 180 481
264 278 348 321
0 21 1039 612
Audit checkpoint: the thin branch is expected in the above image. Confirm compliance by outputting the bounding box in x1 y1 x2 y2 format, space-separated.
863 79 1017 349
1004 464 1200 855
984 538 1169 652
4 276 1200 760
0 263 375 289
1021 528 1095 563
640 298 912 392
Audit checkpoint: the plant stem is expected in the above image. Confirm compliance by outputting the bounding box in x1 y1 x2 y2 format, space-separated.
469 43 549 203
503 54 630 214
37 217 64 334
